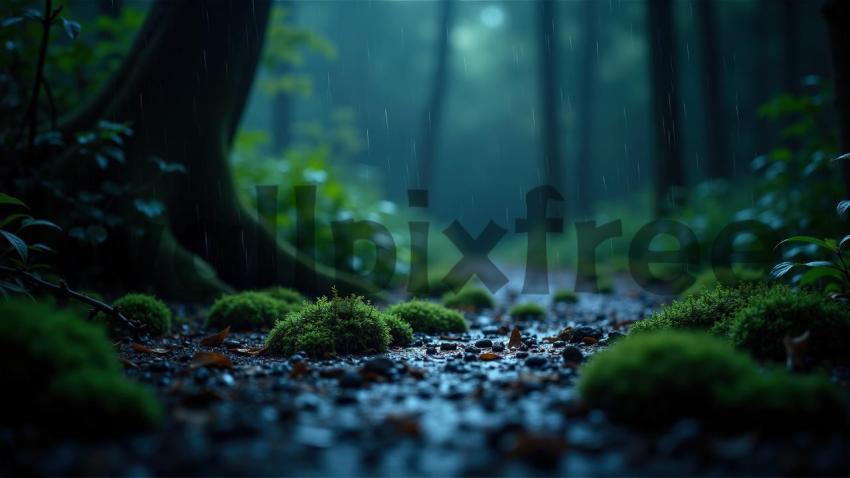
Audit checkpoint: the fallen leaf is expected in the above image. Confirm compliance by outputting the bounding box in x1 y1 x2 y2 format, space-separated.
508 328 522 348
479 352 502 361
200 326 230 346
120 357 139 368
231 346 268 356
556 326 573 342
190 351 233 369
289 361 310 379
132 343 169 354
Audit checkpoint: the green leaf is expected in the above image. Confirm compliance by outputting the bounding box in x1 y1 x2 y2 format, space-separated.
1 230 28 263
838 200 850 218
840 234 850 250
770 262 796 280
833 152 850 162
0 214 31 229
802 261 838 269
18 218 61 232
1 16 24 28
798 266 843 288
61 17 81 40
28 243 54 253
777 235 836 252
0 193 27 208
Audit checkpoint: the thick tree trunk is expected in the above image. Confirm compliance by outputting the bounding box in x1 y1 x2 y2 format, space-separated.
56 0 378 299
696 0 728 179
823 0 850 196
648 0 684 215
418 0 453 190
537 0 563 189
575 0 597 215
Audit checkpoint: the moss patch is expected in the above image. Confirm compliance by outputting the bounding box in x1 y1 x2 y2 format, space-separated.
207 291 292 331
386 300 468 334
266 293 405 358
112 293 172 336
552 289 578 304
509 302 546 320
0 300 161 435
726 290 850 361
578 331 847 432
441 286 495 311
382 313 414 347
260 286 306 309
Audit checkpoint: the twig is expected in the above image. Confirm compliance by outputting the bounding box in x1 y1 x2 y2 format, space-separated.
23 0 55 157
0 265 140 332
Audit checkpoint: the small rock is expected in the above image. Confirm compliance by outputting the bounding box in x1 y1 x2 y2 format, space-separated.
338 370 363 388
464 353 478 362
362 357 395 376
525 355 548 368
562 345 584 363
569 326 603 343
425 347 438 355
440 343 458 351
516 351 529 359
492 343 505 352
475 339 493 348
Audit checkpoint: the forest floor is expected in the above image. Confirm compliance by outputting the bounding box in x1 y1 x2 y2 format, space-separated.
8 274 850 476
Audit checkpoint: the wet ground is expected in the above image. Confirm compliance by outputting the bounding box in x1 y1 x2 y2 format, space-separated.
5 278 850 476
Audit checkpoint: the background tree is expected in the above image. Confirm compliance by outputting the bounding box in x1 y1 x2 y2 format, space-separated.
647 0 684 215
575 0 597 215
537 0 562 190
823 0 850 195
696 0 728 179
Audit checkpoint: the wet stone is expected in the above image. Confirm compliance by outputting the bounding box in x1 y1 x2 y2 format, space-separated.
475 339 493 348
440 343 458 351
362 357 395 376
524 355 548 368
570 326 603 343
562 345 584 363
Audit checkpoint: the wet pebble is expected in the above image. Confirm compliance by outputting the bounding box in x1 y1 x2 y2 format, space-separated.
524 355 548 368
562 345 584 363
475 339 493 348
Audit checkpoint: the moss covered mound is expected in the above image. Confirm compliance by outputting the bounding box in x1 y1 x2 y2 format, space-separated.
509 302 546 320
260 286 306 308
0 300 161 435
382 313 414 347
266 293 406 358
552 289 578 304
726 290 850 361
386 300 468 334
441 286 495 311
108 293 172 336
207 291 292 331
630 284 765 334
578 331 847 431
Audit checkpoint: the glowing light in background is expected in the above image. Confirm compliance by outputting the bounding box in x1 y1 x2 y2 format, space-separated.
479 5 505 29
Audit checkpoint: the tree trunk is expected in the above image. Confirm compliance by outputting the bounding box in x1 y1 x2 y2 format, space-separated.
575 0 597 215
696 0 728 179
271 1 294 154
537 0 563 190
56 0 378 299
823 0 850 196
418 0 453 190
648 0 684 215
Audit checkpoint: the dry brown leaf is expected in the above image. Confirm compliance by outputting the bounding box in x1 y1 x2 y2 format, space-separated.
120 357 139 368
132 343 169 354
189 351 233 369
581 336 598 346
479 352 502 361
231 346 268 356
200 326 230 346
289 361 310 379
508 328 522 348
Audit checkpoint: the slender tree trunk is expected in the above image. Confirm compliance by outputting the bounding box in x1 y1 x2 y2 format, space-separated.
576 0 597 215
418 0 453 190
823 0 850 195
271 1 294 154
537 0 563 189
648 0 684 215
55 0 377 299
696 0 728 179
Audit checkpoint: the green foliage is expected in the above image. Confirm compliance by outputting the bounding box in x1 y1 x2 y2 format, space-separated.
265 293 395 358
726 290 850 361
551 289 578 304
0 192 61 296
578 331 847 431
441 286 495 311
631 284 763 335
102 293 172 336
207 291 292 331
0 300 161 434
508 302 546 320
382 313 414 347
385 300 468 334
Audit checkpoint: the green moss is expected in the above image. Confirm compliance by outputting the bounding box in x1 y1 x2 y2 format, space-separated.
630 284 765 335
683 267 764 297
382 313 414 347
726 290 850 362
578 331 847 431
260 286 306 308
0 300 161 434
385 300 468 334
552 289 578 304
509 302 546 320
207 291 292 331
597 277 614 294
265 293 394 358
441 286 495 311
97 293 172 336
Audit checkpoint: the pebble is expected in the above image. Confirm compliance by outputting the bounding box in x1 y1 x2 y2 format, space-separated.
492 343 505 352
524 355 548 368
362 357 395 376
440 343 458 351
338 370 364 388
570 326 603 343
474 339 493 348
562 345 584 363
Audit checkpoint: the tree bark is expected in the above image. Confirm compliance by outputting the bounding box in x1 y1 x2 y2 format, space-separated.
537 0 563 190
648 0 684 215
575 0 597 215
418 0 453 190
696 0 729 179
55 0 378 299
823 0 850 195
